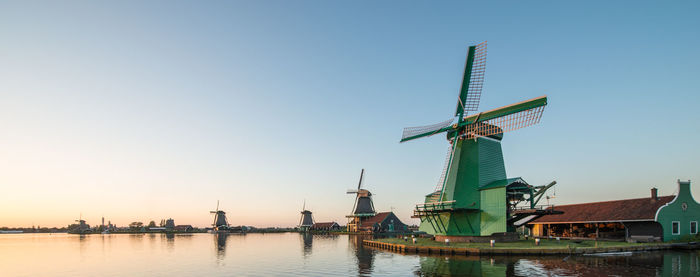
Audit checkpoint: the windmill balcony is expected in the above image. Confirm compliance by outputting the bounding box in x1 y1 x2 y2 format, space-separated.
413 201 457 217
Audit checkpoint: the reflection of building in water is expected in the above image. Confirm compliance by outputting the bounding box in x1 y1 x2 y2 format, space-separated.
516 252 671 276
664 251 700 276
348 235 375 276
419 256 511 276
215 233 228 259
417 253 690 276
301 232 313 256
299 233 340 257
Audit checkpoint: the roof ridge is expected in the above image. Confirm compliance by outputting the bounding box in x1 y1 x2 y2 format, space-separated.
552 195 674 207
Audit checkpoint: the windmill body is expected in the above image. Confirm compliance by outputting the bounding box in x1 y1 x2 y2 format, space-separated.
68 214 91 234
213 211 229 228
298 201 314 232
401 42 560 241
210 200 236 232
346 169 377 232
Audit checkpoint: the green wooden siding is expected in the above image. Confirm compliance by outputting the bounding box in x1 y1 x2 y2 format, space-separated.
418 136 511 237
480 187 507 235
656 181 700 241
477 138 507 188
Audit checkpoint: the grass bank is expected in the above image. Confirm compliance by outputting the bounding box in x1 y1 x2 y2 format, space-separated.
376 237 654 249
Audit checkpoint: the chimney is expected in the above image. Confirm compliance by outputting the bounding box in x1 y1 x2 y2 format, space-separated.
651 187 658 201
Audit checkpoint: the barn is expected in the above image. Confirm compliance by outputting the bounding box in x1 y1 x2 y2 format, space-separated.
352 212 407 233
311 222 340 231
528 180 699 242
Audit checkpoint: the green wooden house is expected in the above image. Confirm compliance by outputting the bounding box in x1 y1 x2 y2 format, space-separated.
656 180 700 241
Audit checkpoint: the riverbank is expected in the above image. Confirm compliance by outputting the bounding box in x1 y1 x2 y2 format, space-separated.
365 237 700 256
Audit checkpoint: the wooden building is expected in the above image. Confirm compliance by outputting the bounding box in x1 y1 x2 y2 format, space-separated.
349 212 407 233
174 225 193 232
529 180 699 242
311 222 340 231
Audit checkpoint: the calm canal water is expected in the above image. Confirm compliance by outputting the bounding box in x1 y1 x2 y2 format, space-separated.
1 233 699 276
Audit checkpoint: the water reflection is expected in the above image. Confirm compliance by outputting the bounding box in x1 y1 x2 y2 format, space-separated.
165 233 175 252
2 233 699 276
301 232 313 257
416 256 510 276
299 233 341 258
410 250 700 276
348 235 375 276
215 233 228 260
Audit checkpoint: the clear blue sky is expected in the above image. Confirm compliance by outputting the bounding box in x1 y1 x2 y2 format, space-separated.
1 1 699 227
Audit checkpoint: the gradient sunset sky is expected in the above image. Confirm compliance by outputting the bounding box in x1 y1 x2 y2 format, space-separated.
1 1 699 228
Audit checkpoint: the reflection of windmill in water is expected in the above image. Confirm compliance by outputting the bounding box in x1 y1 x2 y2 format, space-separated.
348 234 375 276
215 233 228 259
346 169 376 232
301 232 313 257
298 200 314 232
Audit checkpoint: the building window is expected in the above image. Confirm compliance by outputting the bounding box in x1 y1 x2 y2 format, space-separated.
691 221 698 235
672 221 680 235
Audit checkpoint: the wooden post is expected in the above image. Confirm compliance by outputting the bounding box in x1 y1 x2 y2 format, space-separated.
596 224 599 239
570 223 573 238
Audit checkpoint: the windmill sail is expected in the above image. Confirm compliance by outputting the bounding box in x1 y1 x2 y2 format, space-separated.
456 41 487 116
433 144 455 193
462 95 547 139
400 118 454 142
357 169 364 190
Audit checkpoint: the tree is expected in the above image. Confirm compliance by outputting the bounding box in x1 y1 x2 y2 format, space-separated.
129 222 143 229
148 221 156 228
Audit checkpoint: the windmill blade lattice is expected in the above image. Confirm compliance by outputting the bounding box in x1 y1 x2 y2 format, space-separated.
459 41 487 114
401 118 454 142
433 144 455 193
463 101 546 140
357 169 364 190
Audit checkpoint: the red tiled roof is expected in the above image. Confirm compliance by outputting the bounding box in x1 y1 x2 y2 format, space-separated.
360 212 391 228
312 222 338 228
530 196 675 224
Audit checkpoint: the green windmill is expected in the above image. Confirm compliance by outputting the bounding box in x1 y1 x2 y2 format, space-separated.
401 41 560 241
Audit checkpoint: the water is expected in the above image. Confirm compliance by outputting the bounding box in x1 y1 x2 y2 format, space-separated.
1 233 699 276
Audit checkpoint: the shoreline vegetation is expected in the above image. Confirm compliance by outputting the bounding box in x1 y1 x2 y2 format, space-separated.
366 237 700 256
0 226 299 234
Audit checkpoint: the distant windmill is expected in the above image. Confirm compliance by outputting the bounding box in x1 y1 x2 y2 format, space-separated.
210 200 229 231
298 200 314 232
346 169 376 232
69 213 90 234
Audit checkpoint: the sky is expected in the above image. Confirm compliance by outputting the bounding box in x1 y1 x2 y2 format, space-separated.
1 1 699 228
